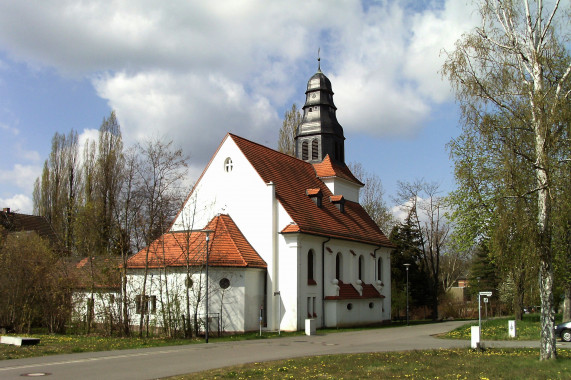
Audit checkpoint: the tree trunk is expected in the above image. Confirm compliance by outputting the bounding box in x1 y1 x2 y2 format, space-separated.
563 285 571 322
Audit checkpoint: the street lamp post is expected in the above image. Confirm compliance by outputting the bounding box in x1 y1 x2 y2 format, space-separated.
404 263 410 326
202 229 214 343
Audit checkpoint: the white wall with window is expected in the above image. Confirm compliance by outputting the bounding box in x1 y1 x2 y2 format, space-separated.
126 266 265 333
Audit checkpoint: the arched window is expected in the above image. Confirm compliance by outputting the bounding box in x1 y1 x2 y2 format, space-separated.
308 250 315 284
311 139 319 160
224 157 233 172
377 257 383 281
302 141 309 160
335 253 342 281
358 255 364 281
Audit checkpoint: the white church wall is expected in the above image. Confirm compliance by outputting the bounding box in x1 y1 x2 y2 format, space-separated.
243 268 266 331
171 138 274 265
295 235 325 329
277 236 300 331
72 290 120 325
330 299 384 327
320 178 360 203
126 266 264 333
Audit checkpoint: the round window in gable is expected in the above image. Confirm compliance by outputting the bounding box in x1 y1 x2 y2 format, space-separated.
369 302 374 309
185 276 193 288
347 303 353 311
219 278 230 289
224 157 233 173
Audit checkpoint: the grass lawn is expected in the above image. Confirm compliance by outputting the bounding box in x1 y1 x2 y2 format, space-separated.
165 348 571 379
443 313 554 341
0 330 304 360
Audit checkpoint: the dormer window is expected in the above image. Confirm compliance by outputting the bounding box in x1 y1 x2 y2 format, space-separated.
330 195 345 213
306 188 323 207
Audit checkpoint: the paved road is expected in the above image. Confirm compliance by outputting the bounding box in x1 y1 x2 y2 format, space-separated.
0 321 566 380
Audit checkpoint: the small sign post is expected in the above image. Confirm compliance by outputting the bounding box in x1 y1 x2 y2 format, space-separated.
477 291 492 348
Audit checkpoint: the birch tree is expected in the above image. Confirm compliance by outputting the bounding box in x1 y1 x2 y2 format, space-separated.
133 138 188 337
397 180 450 320
443 0 570 359
277 103 302 156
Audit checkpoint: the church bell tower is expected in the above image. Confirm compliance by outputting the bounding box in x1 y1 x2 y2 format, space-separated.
295 58 345 164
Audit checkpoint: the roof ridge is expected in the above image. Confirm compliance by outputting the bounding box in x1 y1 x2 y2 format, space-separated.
229 133 309 165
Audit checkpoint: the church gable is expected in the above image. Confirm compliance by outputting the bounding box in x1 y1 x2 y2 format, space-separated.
170 134 273 234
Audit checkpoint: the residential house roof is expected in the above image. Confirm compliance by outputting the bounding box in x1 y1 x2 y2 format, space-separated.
0 208 62 249
229 134 394 247
128 214 266 269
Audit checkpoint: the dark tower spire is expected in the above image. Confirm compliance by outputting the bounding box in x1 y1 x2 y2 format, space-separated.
295 57 345 164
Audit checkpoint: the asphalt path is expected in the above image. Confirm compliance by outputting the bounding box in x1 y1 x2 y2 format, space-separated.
0 321 567 380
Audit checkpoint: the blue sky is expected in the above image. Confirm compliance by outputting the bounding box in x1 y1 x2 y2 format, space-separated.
0 0 479 214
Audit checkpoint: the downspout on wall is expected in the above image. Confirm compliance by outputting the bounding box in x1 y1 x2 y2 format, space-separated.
267 181 278 330
373 246 381 279
321 237 331 327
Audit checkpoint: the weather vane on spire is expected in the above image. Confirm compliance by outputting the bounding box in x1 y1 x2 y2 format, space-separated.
318 47 321 71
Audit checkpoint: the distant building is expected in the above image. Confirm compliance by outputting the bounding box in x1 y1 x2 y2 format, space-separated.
69 256 122 327
0 207 61 249
126 63 395 332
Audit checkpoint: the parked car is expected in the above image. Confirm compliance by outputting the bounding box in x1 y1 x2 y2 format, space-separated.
555 321 571 342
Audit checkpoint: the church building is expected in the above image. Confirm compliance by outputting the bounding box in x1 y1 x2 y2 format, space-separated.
126 63 394 333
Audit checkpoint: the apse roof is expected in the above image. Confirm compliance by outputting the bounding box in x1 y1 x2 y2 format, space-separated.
128 214 266 269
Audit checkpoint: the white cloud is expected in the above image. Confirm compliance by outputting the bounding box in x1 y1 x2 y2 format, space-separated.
13 143 40 162
0 194 33 214
0 0 487 204
0 0 478 144
94 70 280 168
0 163 41 191
0 121 19 136
403 1 480 103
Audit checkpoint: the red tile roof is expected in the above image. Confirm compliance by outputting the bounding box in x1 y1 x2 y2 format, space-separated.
229 134 393 247
324 281 384 300
306 188 321 196
68 256 122 290
330 195 344 202
128 214 266 269
313 155 364 186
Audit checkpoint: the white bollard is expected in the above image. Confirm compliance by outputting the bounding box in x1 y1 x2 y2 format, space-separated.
508 320 517 338
471 326 480 349
305 318 316 336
